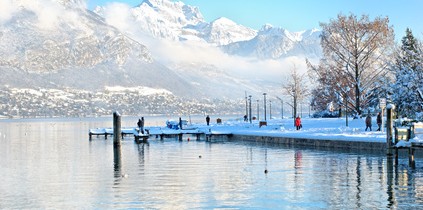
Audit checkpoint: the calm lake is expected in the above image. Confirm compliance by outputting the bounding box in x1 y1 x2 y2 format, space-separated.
1 117 423 209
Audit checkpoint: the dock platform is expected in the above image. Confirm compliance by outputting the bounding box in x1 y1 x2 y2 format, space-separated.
89 126 232 143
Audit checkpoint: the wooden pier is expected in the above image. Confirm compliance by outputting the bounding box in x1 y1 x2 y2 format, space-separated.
89 128 139 140
393 142 423 168
89 126 232 143
392 123 423 168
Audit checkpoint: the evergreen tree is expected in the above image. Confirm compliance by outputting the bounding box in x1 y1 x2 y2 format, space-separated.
391 28 423 119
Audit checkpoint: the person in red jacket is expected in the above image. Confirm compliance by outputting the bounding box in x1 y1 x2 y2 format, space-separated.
295 116 302 130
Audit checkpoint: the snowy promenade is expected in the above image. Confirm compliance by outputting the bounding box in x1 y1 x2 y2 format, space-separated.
205 117 388 143
90 116 423 150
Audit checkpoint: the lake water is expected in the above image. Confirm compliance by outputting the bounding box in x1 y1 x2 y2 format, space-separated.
1 117 423 209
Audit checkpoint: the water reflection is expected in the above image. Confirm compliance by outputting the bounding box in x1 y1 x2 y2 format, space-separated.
137 143 148 170
2 119 423 209
113 145 122 182
386 157 395 208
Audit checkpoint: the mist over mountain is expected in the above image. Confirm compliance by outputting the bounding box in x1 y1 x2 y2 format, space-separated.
96 0 320 59
0 0 195 96
0 0 322 117
94 0 322 94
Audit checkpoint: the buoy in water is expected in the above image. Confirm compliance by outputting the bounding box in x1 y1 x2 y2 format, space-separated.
264 169 268 174
187 137 190 141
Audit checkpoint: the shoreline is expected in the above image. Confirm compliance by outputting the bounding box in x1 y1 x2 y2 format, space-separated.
230 134 387 151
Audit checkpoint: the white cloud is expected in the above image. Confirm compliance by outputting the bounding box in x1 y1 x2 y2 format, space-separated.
0 0 19 24
102 3 134 32
145 38 308 83
3 0 85 30
98 2 310 84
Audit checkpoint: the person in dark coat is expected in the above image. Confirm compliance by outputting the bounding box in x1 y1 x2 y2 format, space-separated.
140 117 145 134
206 115 210 126
376 112 382 131
137 118 142 133
365 114 372 131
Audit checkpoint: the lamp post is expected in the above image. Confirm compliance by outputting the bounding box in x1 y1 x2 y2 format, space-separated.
269 100 272 120
248 95 252 123
256 100 260 121
345 94 348 127
263 93 267 121
276 96 283 119
245 91 248 121
301 102 303 118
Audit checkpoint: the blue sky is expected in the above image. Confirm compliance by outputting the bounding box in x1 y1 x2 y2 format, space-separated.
88 0 423 40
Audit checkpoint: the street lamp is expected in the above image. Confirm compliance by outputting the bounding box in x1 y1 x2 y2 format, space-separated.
263 93 267 121
256 100 260 121
248 95 252 123
269 100 272 120
276 96 284 119
301 102 303 118
245 91 248 122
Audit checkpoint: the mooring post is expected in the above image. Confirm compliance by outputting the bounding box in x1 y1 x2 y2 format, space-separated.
409 148 416 168
113 143 122 178
386 104 395 156
113 111 122 147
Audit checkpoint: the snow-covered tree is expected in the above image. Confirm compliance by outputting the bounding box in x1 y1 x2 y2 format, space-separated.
390 28 423 119
283 65 308 119
308 14 395 115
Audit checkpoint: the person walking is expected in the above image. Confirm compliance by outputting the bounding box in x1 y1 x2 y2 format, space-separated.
295 116 302 130
365 114 372 131
141 117 145 134
376 112 382 131
137 118 142 134
206 115 210 126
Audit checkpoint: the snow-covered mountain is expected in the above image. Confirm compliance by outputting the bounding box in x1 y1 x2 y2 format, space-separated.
95 0 257 46
200 17 257 46
95 0 321 59
0 0 323 117
222 24 322 59
0 0 196 97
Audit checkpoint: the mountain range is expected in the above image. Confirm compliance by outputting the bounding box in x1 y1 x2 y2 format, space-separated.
94 0 321 59
0 0 322 117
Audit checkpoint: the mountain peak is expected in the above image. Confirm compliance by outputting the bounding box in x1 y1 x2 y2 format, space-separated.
260 23 274 31
141 0 203 22
202 17 256 46
212 17 236 26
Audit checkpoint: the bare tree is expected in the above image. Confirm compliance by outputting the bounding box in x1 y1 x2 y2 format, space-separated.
309 14 394 115
283 65 308 121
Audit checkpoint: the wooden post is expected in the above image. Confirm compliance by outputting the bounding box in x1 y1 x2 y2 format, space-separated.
394 147 399 165
386 104 395 155
113 111 122 147
135 135 140 144
113 143 122 178
409 148 415 168
386 155 394 203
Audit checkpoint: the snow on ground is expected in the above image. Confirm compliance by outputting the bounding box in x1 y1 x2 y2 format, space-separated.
193 117 385 142
172 116 423 144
